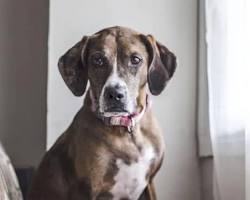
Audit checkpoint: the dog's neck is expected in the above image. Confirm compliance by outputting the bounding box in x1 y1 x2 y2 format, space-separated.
81 88 151 133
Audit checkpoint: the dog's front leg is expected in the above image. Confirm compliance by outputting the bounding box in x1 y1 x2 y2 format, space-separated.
68 178 92 200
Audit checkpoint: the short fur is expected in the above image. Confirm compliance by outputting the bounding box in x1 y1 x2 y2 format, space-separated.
28 26 176 200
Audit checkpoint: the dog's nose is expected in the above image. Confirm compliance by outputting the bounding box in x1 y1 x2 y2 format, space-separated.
104 86 125 102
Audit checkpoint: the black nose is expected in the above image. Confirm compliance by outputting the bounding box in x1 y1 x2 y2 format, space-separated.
104 86 125 102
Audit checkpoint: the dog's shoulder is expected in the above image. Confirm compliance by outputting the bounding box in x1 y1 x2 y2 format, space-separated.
28 133 75 200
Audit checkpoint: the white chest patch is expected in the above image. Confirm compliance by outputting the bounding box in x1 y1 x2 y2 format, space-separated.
110 146 155 200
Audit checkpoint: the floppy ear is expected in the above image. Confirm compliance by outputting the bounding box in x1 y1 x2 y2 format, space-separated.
141 35 177 95
58 36 89 96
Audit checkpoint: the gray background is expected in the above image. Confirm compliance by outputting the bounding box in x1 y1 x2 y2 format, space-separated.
0 0 48 167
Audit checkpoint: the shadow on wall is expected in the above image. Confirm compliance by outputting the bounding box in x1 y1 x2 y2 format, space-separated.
0 0 49 167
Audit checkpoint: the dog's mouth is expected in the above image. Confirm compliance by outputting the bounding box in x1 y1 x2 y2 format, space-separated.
96 91 136 118
105 106 128 113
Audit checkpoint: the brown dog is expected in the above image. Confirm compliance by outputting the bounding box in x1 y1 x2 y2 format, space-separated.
28 26 176 200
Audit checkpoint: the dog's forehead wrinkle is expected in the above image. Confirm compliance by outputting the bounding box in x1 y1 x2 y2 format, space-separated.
89 28 148 61
88 32 116 52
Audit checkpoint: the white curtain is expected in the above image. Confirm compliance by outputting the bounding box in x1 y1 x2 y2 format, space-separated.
205 0 249 199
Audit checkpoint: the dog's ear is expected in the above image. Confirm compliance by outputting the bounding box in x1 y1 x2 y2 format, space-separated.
58 36 89 96
140 34 177 95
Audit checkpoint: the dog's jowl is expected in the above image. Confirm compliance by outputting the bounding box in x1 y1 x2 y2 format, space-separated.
28 26 176 200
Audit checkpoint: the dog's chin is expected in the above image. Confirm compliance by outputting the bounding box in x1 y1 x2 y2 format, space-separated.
99 107 131 117
102 111 129 117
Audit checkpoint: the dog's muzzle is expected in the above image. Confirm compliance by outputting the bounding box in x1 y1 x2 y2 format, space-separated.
103 85 128 113
96 94 151 133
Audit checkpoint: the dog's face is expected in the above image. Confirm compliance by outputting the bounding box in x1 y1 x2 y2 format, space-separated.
58 27 176 117
87 28 150 116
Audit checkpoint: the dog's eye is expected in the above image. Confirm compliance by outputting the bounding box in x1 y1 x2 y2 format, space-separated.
91 54 105 67
130 54 142 66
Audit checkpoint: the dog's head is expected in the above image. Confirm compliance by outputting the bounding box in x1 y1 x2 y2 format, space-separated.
58 26 176 117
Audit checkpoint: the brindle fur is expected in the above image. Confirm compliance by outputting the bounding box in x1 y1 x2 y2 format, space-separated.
28 26 176 200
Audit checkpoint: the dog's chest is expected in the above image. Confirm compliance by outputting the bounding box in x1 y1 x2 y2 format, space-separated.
109 146 155 200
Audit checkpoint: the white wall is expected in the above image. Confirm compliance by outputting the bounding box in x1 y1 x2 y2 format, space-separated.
0 0 48 167
48 0 200 199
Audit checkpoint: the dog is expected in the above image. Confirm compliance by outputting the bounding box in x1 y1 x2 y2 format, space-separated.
28 26 176 200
